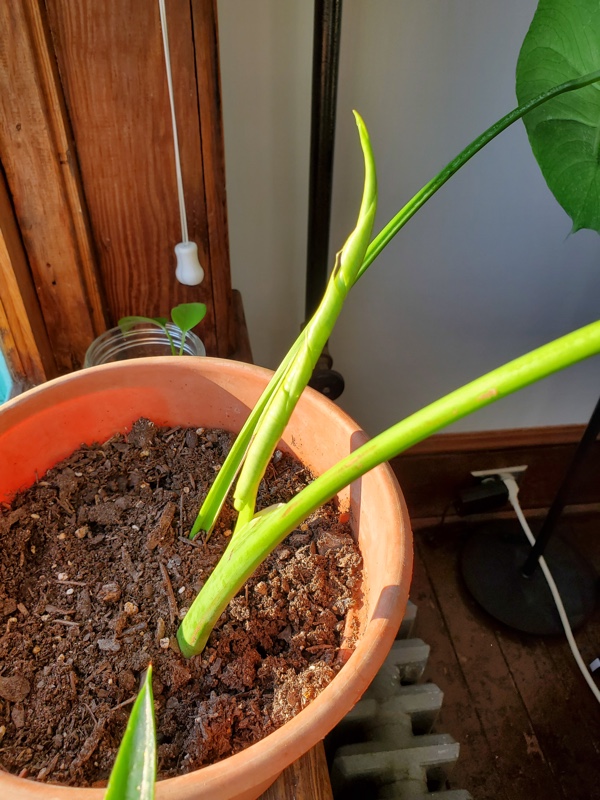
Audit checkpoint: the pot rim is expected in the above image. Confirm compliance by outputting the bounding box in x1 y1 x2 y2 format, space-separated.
0 357 412 799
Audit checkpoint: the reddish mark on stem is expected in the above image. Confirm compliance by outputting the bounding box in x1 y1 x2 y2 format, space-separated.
477 387 498 402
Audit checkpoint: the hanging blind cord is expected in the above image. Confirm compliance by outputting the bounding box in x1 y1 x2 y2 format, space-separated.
158 0 188 244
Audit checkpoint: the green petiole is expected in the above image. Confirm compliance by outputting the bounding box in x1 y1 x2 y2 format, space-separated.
177 320 600 657
190 335 303 538
359 68 600 278
180 69 600 656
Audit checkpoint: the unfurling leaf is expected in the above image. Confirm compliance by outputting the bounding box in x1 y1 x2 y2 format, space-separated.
104 666 156 800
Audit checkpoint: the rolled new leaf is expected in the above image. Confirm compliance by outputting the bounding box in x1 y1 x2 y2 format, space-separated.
231 111 377 531
193 67 600 540
192 112 376 537
190 337 303 538
105 666 157 800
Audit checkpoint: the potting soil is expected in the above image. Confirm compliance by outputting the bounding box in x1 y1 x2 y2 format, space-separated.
0 418 362 786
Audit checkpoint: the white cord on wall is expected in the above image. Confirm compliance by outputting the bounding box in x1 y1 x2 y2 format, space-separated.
158 0 204 286
500 474 600 704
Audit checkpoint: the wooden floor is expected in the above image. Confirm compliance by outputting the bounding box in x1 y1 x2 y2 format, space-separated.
411 513 600 800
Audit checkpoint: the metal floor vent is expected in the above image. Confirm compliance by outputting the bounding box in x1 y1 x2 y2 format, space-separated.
327 601 472 799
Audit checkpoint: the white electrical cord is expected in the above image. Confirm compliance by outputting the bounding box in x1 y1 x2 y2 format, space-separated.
500 475 600 704
158 0 204 286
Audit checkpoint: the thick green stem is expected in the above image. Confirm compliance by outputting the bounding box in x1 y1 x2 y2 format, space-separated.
177 320 600 656
232 249 366 530
358 68 600 278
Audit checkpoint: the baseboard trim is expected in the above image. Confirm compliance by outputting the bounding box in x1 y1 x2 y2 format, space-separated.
390 424 599 521
403 424 587 454
411 502 600 531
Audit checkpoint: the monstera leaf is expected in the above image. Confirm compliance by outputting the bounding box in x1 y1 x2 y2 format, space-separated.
517 0 600 232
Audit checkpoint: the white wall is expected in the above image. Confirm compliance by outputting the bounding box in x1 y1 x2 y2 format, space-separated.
218 0 600 436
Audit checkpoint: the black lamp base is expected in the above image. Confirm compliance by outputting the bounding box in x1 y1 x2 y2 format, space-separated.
461 523 597 635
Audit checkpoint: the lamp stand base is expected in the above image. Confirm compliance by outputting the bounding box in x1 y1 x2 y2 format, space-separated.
461 523 597 635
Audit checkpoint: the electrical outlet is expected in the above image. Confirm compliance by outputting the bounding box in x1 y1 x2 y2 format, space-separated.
454 466 528 516
471 465 528 481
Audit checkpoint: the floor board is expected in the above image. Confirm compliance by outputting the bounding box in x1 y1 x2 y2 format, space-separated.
411 514 600 800
410 541 510 800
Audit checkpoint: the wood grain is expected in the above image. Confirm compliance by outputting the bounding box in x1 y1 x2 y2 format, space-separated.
46 0 233 356
404 425 591 455
260 742 333 800
414 519 600 800
410 542 508 799
495 628 600 799
416 530 563 800
0 149 56 384
0 2 105 372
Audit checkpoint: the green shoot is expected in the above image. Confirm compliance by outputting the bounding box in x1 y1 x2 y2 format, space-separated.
231 113 376 533
189 336 303 538
177 319 600 656
100 3 600 793
119 302 207 356
104 666 156 800
171 303 208 354
192 112 376 537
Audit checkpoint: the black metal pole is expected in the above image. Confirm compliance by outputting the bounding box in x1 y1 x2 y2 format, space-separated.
305 0 343 321
521 392 600 576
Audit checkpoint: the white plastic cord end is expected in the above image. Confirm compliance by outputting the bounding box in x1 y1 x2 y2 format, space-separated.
175 241 204 286
501 474 520 505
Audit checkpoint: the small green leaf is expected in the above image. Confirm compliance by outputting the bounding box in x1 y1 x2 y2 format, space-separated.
171 303 207 333
105 666 156 800
516 0 600 232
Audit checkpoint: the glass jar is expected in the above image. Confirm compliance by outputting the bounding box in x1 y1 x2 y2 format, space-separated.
84 323 206 368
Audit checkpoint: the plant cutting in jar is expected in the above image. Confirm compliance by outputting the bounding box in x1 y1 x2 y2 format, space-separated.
2 2 600 799
118 303 207 357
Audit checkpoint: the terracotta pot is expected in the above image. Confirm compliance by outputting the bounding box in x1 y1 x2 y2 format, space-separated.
0 357 413 800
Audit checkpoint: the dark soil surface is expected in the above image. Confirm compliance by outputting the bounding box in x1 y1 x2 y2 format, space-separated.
0 419 362 787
